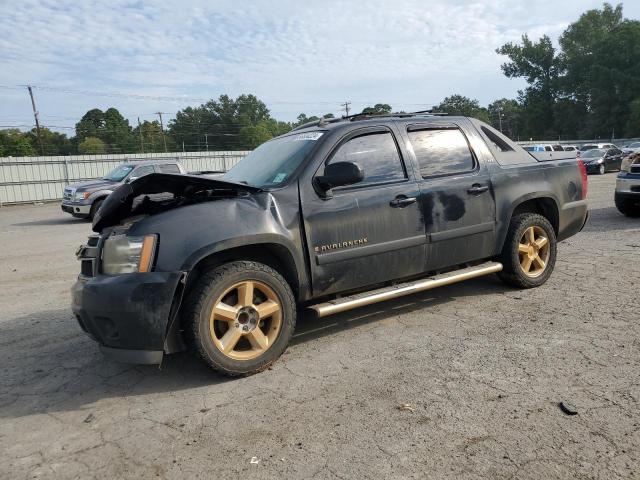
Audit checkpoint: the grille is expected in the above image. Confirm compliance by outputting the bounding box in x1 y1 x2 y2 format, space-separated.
63 187 75 200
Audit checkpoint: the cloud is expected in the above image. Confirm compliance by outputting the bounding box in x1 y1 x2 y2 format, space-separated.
1 0 638 128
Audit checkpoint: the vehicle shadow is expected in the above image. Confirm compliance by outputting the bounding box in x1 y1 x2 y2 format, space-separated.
581 206 640 233
12 217 89 227
0 275 510 420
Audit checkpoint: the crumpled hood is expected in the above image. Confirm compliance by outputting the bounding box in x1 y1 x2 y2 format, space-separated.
67 179 117 191
92 173 262 232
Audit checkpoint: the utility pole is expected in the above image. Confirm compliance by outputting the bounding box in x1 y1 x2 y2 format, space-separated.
156 112 168 152
497 106 503 133
341 101 351 117
204 133 209 152
137 117 144 153
26 86 44 155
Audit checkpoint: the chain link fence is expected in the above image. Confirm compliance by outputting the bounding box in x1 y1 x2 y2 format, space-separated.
0 151 250 206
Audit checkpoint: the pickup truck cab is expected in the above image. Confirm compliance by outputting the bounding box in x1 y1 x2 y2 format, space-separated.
62 160 185 219
72 114 588 376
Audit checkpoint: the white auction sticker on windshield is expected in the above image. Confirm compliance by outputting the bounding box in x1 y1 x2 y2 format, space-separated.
290 132 324 141
272 173 287 183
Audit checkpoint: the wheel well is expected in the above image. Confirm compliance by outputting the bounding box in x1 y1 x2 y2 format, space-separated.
511 198 559 235
187 243 300 299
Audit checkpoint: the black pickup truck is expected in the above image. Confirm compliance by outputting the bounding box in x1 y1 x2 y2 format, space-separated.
72 114 588 376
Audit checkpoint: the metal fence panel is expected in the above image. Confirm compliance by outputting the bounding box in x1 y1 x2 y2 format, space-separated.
0 151 249 205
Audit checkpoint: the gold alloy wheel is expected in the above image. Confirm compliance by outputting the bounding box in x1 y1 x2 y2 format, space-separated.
518 226 550 278
209 280 283 361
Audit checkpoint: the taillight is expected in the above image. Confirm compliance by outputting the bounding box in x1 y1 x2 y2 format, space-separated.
577 159 588 199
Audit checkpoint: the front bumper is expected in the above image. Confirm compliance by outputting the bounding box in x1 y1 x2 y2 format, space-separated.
616 172 640 194
584 162 604 173
72 271 183 363
61 201 91 216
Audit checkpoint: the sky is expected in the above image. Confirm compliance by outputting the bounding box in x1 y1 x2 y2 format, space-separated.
1 0 639 134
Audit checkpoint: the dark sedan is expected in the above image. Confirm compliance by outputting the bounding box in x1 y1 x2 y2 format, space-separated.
579 148 624 175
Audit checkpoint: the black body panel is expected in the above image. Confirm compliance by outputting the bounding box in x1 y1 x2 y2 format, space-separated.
71 115 588 362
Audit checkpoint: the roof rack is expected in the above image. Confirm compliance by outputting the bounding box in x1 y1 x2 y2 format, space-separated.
291 116 343 131
291 110 449 131
344 110 449 121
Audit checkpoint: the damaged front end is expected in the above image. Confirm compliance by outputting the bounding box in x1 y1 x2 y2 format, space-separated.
73 173 265 364
92 173 262 232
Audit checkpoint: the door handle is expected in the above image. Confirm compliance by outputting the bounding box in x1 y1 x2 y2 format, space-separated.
467 184 489 195
389 195 417 208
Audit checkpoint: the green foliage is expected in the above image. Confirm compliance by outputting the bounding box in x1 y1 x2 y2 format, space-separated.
497 2 640 139
361 104 392 115
169 94 282 151
433 95 490 122
27 127 73 155
0 129 37 156
488 99 523 139
77 137 106 155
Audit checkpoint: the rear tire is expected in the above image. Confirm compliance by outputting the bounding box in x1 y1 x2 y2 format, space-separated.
184 261 296 377
497 213 557 288
615 193 640 217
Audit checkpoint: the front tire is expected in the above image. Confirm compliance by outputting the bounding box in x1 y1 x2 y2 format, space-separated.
89 198 104 220
184 261 296 376
615 193 640 217
497 213 557 288
598 164 605 175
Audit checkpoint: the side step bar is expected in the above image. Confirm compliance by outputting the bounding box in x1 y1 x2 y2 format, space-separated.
309 261 503 318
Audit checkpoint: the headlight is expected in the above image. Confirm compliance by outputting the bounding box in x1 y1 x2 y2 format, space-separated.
74 191 90 200
101 234 157 275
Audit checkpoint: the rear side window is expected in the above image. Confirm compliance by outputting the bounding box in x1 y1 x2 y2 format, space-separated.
407 128 475 177
327 131 406 185
157 163 181 174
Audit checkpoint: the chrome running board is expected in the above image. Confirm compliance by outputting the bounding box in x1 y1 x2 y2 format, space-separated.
309 261 503 318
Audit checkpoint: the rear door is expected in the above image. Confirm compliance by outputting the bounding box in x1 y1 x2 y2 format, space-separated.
404 123 497 271
300 126 427 297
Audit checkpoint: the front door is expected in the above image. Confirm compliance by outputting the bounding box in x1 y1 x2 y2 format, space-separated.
301 127 427 297
404 125 497 271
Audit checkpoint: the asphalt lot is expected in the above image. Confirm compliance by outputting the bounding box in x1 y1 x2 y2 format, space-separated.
1 173 639 479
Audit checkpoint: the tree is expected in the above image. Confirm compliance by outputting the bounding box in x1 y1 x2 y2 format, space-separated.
361 104 392 115
496 35 561 137
0 129 37 156
487 99 522 140
103 108 133 153
169 94 291 151
78 137 106 154
433 95 490 122
75 109 105 140
26 127 72 156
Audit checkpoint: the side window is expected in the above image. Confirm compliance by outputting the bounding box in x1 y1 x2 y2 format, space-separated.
158 163 181 174
132 165 155 178
545 146 552 151
327 131 406 185
552 145 564 151
408 128 475 178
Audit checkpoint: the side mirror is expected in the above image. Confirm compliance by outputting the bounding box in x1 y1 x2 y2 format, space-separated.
315 162 364 193
126 176 138 183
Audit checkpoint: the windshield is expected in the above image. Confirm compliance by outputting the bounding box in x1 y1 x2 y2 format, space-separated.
581 149 605 158
103 165 134 182
223 131 323 188
580 145 597 152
